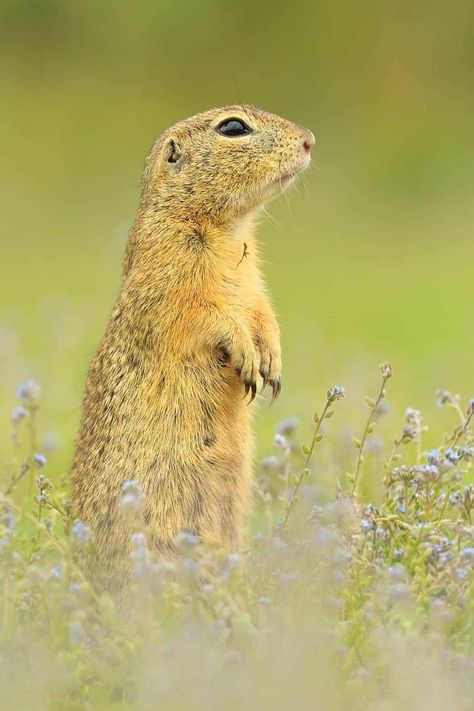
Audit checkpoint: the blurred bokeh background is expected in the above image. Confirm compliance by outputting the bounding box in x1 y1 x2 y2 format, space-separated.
1 0 473 475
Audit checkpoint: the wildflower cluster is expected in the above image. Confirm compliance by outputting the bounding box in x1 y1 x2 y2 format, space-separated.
0 368 473 709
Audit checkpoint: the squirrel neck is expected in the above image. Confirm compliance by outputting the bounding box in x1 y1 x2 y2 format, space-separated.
123 205 258 279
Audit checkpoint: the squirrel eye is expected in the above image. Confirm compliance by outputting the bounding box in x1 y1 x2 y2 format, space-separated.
216 118 252 137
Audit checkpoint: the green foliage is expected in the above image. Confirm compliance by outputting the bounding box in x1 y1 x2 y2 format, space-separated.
1 367 473 709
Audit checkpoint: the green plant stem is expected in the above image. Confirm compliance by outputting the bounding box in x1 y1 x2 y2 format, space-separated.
449 408 473 448
281 397 332 529
27 408 38 496
352 375 390 496
415 418 422 464
384 437 404 489
4 461 30 496
451 401 467 426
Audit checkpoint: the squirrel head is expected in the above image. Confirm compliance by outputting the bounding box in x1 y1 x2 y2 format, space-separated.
140 105 315 223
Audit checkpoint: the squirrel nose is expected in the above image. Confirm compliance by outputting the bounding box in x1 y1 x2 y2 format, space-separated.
302 130 315 153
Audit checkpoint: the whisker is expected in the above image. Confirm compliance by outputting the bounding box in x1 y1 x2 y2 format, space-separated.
261 206 283 231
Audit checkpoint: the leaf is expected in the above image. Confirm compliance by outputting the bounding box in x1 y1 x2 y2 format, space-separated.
366 396 376 408
353 437 361 449
302 445 310 455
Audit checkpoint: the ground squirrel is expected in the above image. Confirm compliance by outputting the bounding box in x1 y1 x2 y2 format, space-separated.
71 105 314 591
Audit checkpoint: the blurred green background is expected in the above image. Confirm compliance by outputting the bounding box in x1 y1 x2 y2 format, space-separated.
1 0 473 473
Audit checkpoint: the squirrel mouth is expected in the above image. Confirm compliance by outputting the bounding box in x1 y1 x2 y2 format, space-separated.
261 158 309 199
270 171 296 191
276 172 295 185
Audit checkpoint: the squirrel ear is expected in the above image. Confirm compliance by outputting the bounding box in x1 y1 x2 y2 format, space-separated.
163 138 183 167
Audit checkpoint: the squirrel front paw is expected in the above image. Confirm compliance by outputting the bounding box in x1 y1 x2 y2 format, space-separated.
256 337 281 402
224 328 260 403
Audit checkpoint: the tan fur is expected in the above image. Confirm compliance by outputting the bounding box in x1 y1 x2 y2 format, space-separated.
70 105 314 591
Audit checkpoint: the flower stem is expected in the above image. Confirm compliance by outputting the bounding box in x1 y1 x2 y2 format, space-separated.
351 365 392 496
281 396 334 529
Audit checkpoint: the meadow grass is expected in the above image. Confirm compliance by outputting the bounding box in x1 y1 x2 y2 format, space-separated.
1 364 473 710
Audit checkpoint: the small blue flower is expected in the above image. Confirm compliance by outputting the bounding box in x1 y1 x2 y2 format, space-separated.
260 455 283 472
33 453 47 468
51 563 63 580
273 433 286 449
445 448 460 463
202 583 214 599
427 449 440 463
0 510 15 532
71 520 91 545
120 480 143 513
11 406 29 422
327 385 346 401
120 494 141 512
16 379 41 405
122 479 142 493
174 531 198 548
449 491 463 506
439 551 454 565
277 417 299 436
0 536 11 550
131 532 147 548
228 552 240 569
35 474 52 491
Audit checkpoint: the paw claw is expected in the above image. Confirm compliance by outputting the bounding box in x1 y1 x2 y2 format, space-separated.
271 378 281 403
249 382 257 404
243 379 258 403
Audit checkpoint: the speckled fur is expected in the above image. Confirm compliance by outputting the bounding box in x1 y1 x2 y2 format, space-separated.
70 105 314 592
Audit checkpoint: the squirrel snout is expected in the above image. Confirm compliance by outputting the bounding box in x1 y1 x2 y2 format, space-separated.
302 130 315 153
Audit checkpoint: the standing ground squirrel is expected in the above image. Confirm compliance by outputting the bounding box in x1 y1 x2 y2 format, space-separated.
71 105 314 591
